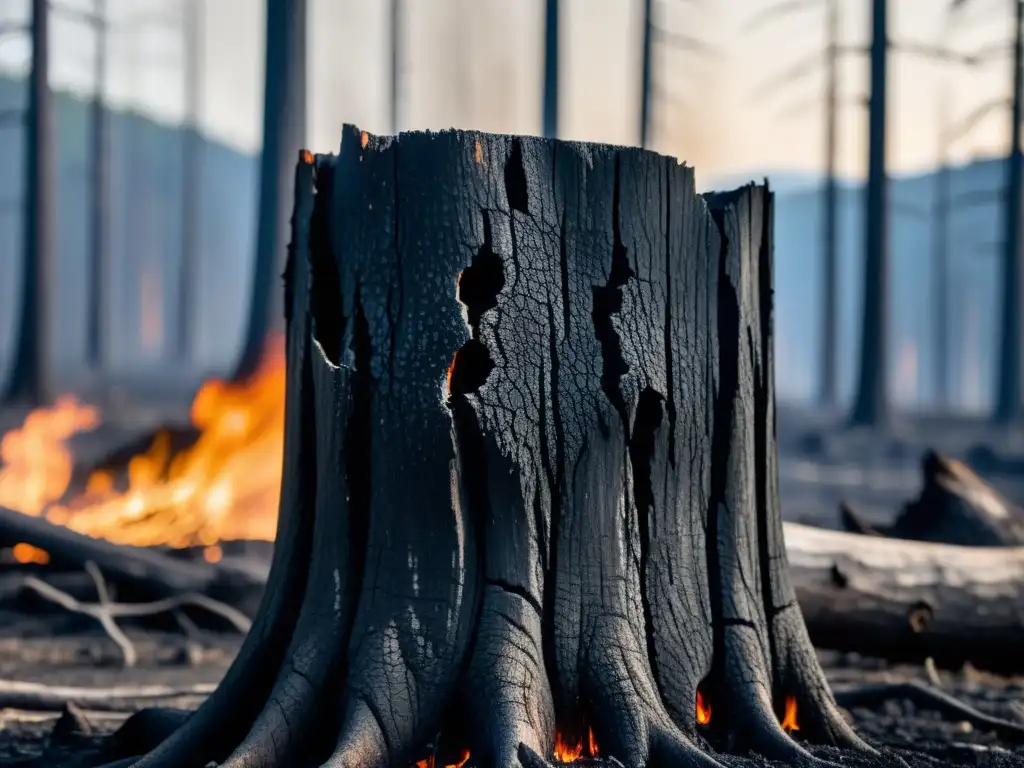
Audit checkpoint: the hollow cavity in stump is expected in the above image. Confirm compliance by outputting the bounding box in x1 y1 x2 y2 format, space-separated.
119 128 874 768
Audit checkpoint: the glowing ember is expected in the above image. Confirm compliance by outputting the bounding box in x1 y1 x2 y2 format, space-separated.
12 543 49 565
414 749 470 768
781 696 799 733
553 728 598 763
446 351 458 395
0 338 285 549
696 689 711 725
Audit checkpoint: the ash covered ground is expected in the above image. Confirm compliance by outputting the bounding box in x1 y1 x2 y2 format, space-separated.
3 404 1024 766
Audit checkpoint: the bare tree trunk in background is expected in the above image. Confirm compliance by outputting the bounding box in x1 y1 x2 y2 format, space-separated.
542 0 559 138
820 0 840 409
232 0 306 381
850 0 890 427
933 84 951 410
995 0 1024 423
175 0 203 364
390 0 401 133
2 0 55 405
84 1 110 374
639 0 653 148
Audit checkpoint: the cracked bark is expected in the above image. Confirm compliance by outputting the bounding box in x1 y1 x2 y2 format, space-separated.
112 129 876 768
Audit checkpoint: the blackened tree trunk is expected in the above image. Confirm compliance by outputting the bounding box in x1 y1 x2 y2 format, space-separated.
995 0 1024 423
542 0 559 139
231 0 306 381
2 0 54 405
639 0 653 148
850 0 890 427
121 129 872 768
390 0 402 133
84 0 110 372
175 0 203 363
932 85 951 411
820 0 840 409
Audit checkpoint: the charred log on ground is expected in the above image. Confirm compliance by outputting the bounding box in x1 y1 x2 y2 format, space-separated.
789 521 1024 674
839 451 1024 547
111 130 875 768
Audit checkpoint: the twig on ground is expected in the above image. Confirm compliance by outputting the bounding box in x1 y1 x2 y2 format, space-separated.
21 562 251 667
84 561 137 666
173 608 205 665
1009 700 1024 724
0 679 216 712
833 679 1024 742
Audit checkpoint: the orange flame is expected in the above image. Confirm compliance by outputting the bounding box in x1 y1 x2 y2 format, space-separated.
0 338 285 549
553 728 598 763
414 749 470 768
781 696 799 733
0 396 101 516
696 690 711 725
446 350 459 396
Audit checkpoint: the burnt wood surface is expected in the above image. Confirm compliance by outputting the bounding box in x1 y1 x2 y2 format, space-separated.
0 505 262 603
839 450 1024 547
110 129 875 768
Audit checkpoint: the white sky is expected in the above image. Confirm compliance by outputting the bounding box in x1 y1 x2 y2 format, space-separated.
0 0 1018 183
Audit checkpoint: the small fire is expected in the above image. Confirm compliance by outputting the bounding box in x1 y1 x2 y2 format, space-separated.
696 690 711 725
0 396 101 516
553 727 598 763
781 696 799 733
0 338 286 551
414 749 470 768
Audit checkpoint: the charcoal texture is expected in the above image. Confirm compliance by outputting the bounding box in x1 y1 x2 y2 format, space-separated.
116 129 874 768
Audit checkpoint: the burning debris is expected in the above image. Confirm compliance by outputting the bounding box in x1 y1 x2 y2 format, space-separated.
0 342 285 557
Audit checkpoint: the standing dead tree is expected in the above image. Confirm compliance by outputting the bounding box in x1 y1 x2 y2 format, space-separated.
747 0 983 415
175 0 204 364
542 0 559 139
232 0 307 382
1 0 55 407
114 128 874 768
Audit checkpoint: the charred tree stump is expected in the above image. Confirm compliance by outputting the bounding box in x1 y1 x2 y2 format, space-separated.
122 129 873 768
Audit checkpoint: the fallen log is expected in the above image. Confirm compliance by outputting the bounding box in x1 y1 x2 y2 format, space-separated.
0 679 216 713
787 521 1024 673
0 504 264 605
839 450 1024 546
5 492 1020 676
